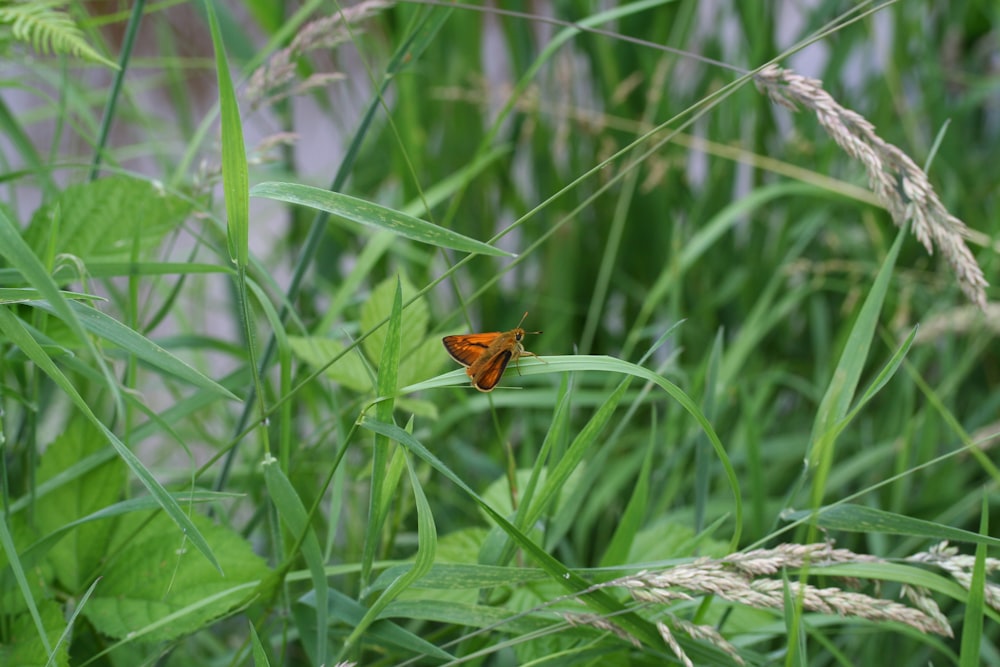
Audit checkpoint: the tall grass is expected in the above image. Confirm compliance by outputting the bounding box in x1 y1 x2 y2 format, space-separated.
1 1 997 665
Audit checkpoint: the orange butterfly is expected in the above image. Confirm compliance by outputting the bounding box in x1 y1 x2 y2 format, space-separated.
442 313 542 392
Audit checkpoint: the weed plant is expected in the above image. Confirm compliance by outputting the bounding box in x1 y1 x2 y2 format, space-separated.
0 1 997 665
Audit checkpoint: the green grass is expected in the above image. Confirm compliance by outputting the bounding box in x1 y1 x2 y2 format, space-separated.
1 1 998 665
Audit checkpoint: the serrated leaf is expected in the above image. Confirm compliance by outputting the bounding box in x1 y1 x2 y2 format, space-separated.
82 513 269 642
24 176 189 262
396 397 438 419
288 335 372 392
399 334 446 387
360 276 428 363
34 419 125 592
0 600 68 667
0 306 222 574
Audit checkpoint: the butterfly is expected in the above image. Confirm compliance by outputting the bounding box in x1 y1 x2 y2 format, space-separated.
442 313 542 392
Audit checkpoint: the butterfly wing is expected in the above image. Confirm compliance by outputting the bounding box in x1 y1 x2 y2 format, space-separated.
471 348 513 392
442 333 500 367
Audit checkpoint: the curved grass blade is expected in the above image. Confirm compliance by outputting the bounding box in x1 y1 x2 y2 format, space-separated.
250 182 512 257
26 299 237 400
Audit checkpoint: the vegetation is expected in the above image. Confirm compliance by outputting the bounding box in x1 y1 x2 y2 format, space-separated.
1 1 997 665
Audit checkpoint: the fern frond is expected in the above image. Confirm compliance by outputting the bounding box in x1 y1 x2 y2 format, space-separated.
0 0 116 68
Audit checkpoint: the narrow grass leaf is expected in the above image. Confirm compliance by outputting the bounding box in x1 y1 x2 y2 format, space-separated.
250 182 512 257
262 459 328 666
809 224 907 472
27 299 237 400
0 498 52 656
695 330 724 534
815 563 972 603
50 576 98 666
784 504 1000 547
783 571 807 667
316 589 452 660
204 0 248 267
958 496 988 667
0 288 98 304
0 207 123 414
509 386 573 550
527 381 629 530
249 621 270 667
600 423 655 567
370 563 548 591
361 278 403 588
808 326 918 459
344 453 437 653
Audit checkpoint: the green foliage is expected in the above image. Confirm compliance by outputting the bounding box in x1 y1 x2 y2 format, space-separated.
0 0 113 67
1 1 997 666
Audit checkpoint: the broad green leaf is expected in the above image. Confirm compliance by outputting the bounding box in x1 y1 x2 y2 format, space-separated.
0 600 67 667
82 513 268 643
0 307 221 573
34 419 126 593
23 176 190 262
360 276 428 363
288 335 372 393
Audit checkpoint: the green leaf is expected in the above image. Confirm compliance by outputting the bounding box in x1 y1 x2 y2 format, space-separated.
599 430 654 567
345 452 437 652
408 353 742 549
527 382 628 534
288 335 372 393
250 182 513 256
358 418 739 664
304 588 453 660
263 460 327 666
34 419 126 593
27 299 238 400
361 276 428 364
784 504 1000 547
205 0 249 267
0 0 116 67
0 288 99 304
0 600 67 667
361 279 405 588
0 307 222 573
249 621 271 667
399 335 446 388
808 223 907 470
6 492 230 586
82 513 268 642
23 176 190 262
959 497 988 667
